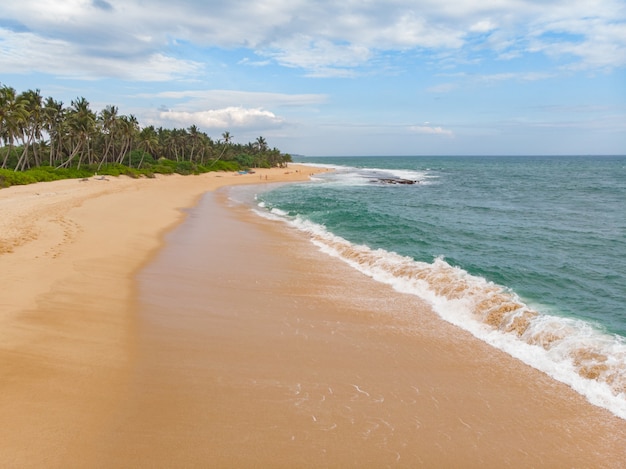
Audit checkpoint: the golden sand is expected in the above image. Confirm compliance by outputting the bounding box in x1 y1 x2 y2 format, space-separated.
0 166 320 466
1 166 625 468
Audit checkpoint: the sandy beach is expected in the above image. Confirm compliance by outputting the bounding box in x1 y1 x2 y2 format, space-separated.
1 165 625 468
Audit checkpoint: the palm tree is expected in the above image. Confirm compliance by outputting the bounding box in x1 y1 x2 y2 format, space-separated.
187 124 202 162
156 127 170 159
137 125 158 167
164 127 184 161
115 114 138 165
0 85 29 169
209 130 232 166
57 97 96 169
15 89 44 171
97 105 118 169
199 134 214 165
1 83 291 174
42 97 65 166
255 136 268 153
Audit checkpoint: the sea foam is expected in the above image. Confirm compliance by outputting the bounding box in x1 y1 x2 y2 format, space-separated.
254 206 626 420
301 163 434 186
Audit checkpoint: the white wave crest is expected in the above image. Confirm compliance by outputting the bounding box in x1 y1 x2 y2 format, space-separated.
307 165 435 187
265 211 626 420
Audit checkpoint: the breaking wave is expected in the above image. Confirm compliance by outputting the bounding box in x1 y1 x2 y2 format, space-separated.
255 207 626 420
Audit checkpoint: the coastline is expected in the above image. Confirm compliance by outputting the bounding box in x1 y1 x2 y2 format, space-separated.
0 165 324 466
113 188 626 467
1 165 625 467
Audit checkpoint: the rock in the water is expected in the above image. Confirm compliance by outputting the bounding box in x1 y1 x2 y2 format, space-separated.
376 177 419 185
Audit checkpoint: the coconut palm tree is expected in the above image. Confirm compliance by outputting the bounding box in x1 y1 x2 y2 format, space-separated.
15 89 44 171
98 105 118 169
137 125 159 167
116 114 139 165
1 83 291 174
187 124 202 162
209 130 232 166
57 97 96 169
42 97 65 166
164 128 184 161
198 134 214 165
0 85 29 169
255 136 268 153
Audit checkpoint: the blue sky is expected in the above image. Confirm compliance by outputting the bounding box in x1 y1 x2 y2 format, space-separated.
1 0 625 156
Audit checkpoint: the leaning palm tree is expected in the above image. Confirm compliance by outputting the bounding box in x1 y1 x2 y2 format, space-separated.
198 134 214 165
56 97 96 169
137 125 159 167
209 130 232 167
115 114 139 165
14 89 44 171
163 128 180 161
0 85 29 169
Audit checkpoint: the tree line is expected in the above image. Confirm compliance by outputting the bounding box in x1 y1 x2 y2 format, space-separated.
0 84 292 176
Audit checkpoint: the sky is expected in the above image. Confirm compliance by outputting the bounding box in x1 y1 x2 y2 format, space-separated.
1 0 625 156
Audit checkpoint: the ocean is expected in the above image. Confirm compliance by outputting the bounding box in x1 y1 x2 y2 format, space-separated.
230 155 626 419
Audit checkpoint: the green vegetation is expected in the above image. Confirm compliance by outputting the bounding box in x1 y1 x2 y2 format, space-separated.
0 84 292 188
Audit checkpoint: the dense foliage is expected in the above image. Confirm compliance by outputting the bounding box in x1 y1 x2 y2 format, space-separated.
0 84 292 187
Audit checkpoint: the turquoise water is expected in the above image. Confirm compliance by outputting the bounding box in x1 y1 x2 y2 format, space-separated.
248 155 626 418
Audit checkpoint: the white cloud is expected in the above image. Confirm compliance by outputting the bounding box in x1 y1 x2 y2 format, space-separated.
0 0 625 78
409 125 454 137
261 37 372 76
528 18 626 71
0 28 203 81
475 71 556 83
143 89 328 109
470 20 497 33
427 83 458 93
238 57 272 67
358 11 465 49
157 107 285 131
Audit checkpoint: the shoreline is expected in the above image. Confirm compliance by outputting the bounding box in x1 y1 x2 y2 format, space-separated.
110 189 626 467
0 165 326 466
1 165 625 466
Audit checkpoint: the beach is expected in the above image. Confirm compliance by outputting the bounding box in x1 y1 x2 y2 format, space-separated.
1 166 625 468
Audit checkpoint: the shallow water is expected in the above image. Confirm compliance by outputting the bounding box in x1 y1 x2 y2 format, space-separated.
245 155 626 419
129 189 626 466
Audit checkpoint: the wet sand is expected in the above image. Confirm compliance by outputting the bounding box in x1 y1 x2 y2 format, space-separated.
1 168 625 467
